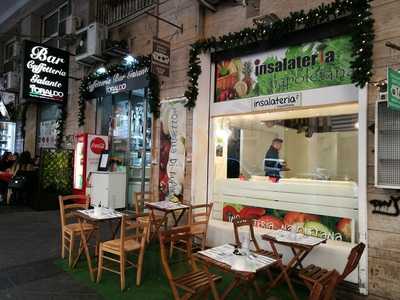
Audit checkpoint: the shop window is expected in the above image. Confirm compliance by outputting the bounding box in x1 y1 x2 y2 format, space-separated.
42 3 69 49
4 41 15 62
36 103 61 152
213 103 359 243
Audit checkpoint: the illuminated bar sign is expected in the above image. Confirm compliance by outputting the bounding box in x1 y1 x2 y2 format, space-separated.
22 40 69 103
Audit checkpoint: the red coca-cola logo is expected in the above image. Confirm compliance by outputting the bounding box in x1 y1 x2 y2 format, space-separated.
90 137 106 154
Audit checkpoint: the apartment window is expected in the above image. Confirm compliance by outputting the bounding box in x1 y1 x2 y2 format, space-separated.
4 41 15 62
3 39 17 72
42 3 69 49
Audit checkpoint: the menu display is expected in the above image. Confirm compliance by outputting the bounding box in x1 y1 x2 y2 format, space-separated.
22 40 69 103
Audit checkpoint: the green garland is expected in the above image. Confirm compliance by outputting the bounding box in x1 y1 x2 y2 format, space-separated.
185 0 374 108
79 55 160 127
56 102 67 148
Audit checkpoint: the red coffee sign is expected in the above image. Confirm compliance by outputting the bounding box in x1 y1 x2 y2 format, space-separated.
90 137 106 154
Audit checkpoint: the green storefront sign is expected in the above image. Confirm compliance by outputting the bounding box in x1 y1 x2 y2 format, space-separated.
215 35 353 102
388 68 400 111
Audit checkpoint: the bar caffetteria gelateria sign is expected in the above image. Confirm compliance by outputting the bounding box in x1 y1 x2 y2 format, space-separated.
22 40 69 103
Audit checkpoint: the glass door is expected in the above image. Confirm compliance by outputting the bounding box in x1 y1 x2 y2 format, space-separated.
95 89 152 209
128 88 152 208
110 93 130 168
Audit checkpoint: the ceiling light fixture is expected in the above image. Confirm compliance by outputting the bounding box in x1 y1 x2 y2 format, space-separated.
124 55 137 65
96 66 107 74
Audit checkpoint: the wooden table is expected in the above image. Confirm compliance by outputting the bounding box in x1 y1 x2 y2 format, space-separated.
262 231 326 299
72 209 136 281
193 244 296 300
145 201 189 239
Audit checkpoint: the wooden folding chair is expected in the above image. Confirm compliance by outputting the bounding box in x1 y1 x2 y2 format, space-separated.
97 215 149 290
59 195 98 267
308 270 340 300
300 242 365 290
233 218 278 258
170 202 213 257
159 226 221 300
134 192 164 242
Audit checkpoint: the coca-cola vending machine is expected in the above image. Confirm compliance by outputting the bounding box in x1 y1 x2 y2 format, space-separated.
73 133 108 197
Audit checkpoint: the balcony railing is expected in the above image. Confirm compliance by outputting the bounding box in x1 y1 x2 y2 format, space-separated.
96 0 155 27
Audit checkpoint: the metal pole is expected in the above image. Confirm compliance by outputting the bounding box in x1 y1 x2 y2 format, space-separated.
141 90 148 199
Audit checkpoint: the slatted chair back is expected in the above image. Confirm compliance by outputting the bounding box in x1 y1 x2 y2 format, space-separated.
338 242 365 284
120 215 149 253
159 226 194 298
134 192 152 215
189 202 213 227
309 270 340 300
233 218 261 252
58 195 90 228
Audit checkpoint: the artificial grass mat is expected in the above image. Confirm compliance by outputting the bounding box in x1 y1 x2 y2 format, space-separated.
55 243 308 300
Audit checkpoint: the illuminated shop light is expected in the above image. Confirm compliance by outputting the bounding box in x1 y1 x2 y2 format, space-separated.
96 66 107 74
124 55 137 65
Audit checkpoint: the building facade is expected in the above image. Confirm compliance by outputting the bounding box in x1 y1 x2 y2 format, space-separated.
0 0 399 299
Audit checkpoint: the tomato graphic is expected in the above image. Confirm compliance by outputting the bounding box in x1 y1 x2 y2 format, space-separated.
223 205 238 222
257 215 283 230
336 218 351 241
283 212 320 226
239 207 266 220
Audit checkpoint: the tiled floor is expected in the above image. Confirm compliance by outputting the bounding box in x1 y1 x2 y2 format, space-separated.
0 205 103 300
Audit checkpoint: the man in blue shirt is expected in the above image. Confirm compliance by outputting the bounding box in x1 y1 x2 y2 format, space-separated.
264 138 284 181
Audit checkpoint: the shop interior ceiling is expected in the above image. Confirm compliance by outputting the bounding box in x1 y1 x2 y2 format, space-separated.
224 103 359 136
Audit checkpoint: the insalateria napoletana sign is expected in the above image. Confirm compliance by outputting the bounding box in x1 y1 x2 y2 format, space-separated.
215 35 353 103
23 40 70 103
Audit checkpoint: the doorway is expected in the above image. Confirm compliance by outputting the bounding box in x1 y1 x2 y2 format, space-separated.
96 88 152 208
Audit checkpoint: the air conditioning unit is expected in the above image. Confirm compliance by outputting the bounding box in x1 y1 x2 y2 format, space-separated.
75 23 107 65
58 16 82 36
3 72 19 91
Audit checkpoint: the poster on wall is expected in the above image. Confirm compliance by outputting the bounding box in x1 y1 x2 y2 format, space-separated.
22 40 69 103
159 98 187 201
215 35 353 102
223 203 353 243
38 120 58 148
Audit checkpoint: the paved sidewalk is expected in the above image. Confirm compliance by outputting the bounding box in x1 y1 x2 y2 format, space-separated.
0 205 102 300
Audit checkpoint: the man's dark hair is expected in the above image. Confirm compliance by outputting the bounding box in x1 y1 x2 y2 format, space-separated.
272 138 283 144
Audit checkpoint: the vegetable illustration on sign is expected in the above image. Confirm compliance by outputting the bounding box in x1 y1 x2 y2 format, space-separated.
215 35 352 102
223 203 353 242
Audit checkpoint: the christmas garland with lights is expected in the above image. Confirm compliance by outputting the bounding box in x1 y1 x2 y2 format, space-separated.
78 56 160 127
56 102 67 148
185 0 374 108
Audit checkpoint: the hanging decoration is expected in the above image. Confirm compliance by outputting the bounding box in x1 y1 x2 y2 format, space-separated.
185 0 374 109
19 103 28 139
78 55 160 127
56 102 67 149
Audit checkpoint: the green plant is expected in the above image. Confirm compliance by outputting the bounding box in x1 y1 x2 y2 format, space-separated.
40 149 73 195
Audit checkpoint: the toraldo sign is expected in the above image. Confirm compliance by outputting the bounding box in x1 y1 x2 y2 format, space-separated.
22 40 69 103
